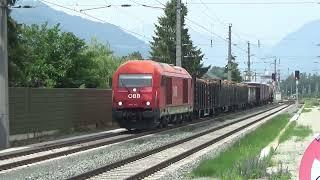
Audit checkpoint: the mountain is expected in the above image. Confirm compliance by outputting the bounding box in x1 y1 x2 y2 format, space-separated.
268 20 320 74
11 1 150 57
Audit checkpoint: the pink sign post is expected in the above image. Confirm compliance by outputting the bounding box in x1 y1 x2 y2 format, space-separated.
299 135 320 180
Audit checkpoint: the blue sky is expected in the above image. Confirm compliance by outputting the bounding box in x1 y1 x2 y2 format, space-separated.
21 0 320 75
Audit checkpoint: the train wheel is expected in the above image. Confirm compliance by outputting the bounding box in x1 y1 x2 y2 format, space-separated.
173 114 182 125
164 116 169 127
179 114 183 124
187 113 192 122
160 117 168 128
158 118 163 128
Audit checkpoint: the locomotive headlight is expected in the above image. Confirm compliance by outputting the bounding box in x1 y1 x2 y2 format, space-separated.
146 101 151 106
118 101 123 106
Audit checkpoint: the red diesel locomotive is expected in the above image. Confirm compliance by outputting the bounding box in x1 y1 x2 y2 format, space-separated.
112 60 193 129
112 60 273 130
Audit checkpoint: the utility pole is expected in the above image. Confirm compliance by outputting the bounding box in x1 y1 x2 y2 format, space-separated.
296 81 299 106
175 0 182 67
274 59 277 81
278 58 281 93
227 24 232 81
0 0 9 149
316 82 319 97
286 68 289 97
316 72 319 97
273 58 277 102
254 72 257 82
309 83 311 95
247 41 251 81
291 83 293 97
278 69 281 92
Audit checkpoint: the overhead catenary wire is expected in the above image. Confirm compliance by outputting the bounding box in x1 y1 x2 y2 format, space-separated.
185 24 217 44
198 0 228 27
126 0 164 9
154 0 166 6
28 1 319 7
186 1 319 5
197 0 263 49
185 17 259 61
188 0 264 57
39 0 152 42
39 0 278 66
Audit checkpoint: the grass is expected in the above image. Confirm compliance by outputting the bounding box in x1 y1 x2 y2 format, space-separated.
191 113 290 179
268 162 291 180
304 98 320 108
278 121 313 143
302 108 312 113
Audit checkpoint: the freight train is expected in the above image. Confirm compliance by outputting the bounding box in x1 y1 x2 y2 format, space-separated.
112 60 273 130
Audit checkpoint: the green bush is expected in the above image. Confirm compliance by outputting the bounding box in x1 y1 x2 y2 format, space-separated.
191 114 290 179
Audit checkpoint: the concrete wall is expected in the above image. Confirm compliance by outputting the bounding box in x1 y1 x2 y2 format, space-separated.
9 88 113 135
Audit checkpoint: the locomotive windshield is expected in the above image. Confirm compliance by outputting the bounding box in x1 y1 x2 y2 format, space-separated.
118 74 152 87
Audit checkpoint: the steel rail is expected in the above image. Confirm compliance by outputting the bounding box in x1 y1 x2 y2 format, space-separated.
67 104 289 180
128 105 290 180
0 105 277 171
0 130 126 160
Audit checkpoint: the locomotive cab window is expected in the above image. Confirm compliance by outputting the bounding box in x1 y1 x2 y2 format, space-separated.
118 74 152 87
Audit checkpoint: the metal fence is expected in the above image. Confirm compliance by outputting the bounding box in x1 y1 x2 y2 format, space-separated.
9 88 113 135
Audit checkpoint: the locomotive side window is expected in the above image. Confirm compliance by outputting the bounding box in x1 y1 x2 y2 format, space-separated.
166 77 172 105
118 74 152 87
183 79 188 103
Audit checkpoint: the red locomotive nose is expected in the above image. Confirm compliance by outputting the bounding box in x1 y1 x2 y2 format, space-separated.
113 87 153 109
112 73 154 109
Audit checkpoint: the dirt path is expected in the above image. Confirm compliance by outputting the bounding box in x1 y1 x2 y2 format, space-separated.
272 107 320 179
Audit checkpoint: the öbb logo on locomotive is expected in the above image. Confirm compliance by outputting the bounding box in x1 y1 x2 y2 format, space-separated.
128 93 141 99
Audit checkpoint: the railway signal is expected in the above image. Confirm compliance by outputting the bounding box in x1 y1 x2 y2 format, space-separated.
295 70 300 105
295 70 300 80
271 73 276 81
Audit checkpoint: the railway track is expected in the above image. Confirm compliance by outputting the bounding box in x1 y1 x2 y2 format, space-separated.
0 129 127 160
68 104 291 180
0 104 280 172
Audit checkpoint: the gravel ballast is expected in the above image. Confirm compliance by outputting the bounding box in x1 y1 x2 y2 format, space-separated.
0 118 231 179
0 106 275 179
146 105 295 180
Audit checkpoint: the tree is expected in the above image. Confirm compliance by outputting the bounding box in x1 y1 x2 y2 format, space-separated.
206 66 227 79
224 59 242 82
17 23 89 87
123 51 143 60
85 38 123 88
150 0 210 77
7 0 29 86
7 0 123 88
281 72 320 98
8 21 124 88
